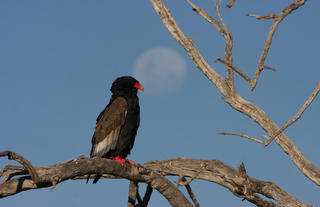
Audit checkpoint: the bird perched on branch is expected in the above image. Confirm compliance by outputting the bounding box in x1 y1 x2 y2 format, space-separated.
87 76 144 184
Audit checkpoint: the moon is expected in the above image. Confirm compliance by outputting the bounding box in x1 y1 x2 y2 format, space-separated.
133 47 187 96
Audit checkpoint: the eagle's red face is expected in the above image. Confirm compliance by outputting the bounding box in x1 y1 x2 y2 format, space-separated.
134 82 144 91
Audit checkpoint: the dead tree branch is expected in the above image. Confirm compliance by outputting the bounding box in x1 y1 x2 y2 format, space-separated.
227 0 236 8
128 181 139 207
215 57 275 87
149 0 320 186
186 0 234 84
0 151 39 185
0 154 312 207
146 158 311 207
218 132 265 145
141 184 153 207
249 0 307 91
180 177 200 207
264 81 320 147
0 154 193 207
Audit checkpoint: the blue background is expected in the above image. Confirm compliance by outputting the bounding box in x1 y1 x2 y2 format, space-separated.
1 0 319 206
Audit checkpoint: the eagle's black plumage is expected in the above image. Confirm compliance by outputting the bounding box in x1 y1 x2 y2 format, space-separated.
88 76 143 184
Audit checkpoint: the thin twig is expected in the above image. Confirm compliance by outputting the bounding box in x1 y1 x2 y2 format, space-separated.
186 0 224 34
218 132 265 145
137 191 143 204
215 57 252 84
213 0 234 82
0 151 39 185
263 65 276 71
49 176 59 192
215 58 276 85
265 81 320 147
182 177 200 207
141 184 153 207
214 0 227 32
227 0 235 8
247 13 278 20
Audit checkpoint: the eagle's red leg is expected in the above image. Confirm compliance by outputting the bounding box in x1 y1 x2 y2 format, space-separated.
111 156 134 165
127 159 135 164
112 156 125 165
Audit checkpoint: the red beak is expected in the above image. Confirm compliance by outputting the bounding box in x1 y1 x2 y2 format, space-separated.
134 82 144 91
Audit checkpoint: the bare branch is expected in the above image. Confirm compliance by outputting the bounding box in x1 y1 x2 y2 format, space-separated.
181 177 200 207
145 158 312 207
185 0 222 33
1 156 312 206
0 165 27 183
0 151 39 185
136 191 143 205
215 58 276 86
264 81 320 147
0 156 193 207
218 132 265 145
141 184 153 207
263 65 276 71
214 0 227 32
215 57 252 84
214 0 234 82
227 0 236 8
185 0 234 82
249 0 307 91
128 181 138 207
247 13 278 20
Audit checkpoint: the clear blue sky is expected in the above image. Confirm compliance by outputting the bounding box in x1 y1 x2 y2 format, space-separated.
1 1 320 206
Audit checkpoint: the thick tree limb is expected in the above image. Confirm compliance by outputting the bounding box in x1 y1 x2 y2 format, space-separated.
0 155 312 207
149 0 320 187
0 155 193 207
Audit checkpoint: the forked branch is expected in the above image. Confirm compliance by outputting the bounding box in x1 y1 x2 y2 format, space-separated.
249 0 307 91
0 151 39 185
215 57 275 87
180 177 200 207
186 0 234 83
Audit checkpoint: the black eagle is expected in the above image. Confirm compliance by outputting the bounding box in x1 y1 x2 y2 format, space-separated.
88 76 143 183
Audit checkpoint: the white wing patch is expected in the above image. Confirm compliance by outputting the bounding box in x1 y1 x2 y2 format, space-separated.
93 126 121 157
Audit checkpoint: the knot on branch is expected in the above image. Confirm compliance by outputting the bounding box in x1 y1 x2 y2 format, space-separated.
237 163 253 197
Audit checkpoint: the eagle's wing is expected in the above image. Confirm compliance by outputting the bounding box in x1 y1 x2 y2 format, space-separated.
90 97 127 157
